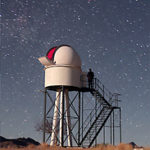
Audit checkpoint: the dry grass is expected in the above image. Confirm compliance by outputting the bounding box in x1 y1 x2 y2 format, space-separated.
144 148 150 150
116 143 133 150
92 143 132 150
0 143 149 150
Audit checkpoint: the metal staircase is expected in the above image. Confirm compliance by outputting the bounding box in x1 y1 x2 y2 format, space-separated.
79 78 118 147
91 89 111 107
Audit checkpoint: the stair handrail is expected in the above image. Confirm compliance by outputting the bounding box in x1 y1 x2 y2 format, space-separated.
80 106 113 146
93 78 117 106
75 102 102 139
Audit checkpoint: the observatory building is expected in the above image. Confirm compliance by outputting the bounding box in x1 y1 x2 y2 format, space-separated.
39 45 82 89
38 45 121 147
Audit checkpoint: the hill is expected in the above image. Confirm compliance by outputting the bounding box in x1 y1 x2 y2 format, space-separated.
0 136 40 148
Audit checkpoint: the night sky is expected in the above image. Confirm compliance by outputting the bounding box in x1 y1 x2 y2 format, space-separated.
0 0 150 146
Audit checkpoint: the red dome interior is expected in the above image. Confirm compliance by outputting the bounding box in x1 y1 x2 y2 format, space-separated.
46 47 57 60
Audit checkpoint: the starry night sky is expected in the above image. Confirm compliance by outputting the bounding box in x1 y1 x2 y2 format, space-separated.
0 0 150 146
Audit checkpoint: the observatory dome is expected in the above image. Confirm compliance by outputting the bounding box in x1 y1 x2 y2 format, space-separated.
53 45 81 67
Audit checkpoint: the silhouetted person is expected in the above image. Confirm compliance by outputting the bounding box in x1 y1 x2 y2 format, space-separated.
87 68 94 89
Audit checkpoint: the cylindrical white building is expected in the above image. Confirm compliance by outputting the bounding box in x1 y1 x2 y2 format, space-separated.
39 45 82 89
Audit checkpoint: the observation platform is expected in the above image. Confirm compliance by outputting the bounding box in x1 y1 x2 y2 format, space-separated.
45 85 93 92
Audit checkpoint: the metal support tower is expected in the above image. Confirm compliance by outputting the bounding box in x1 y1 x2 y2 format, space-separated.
41 78 122 147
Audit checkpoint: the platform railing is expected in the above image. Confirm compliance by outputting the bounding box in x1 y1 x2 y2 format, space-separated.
81 77 119 106
94 78 113 104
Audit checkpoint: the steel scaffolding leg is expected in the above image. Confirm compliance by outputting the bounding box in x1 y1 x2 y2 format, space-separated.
103 126 105 144
110 114 112 145
43 88 47 143
82 93 84 147
112 110 115 145
119 108 122 143
95 93 97 146
78 92 81 146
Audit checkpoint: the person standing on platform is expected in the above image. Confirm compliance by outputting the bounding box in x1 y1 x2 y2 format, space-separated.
87 68 94 89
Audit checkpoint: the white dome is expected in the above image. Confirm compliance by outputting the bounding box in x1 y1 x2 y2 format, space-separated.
54 45 81 66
